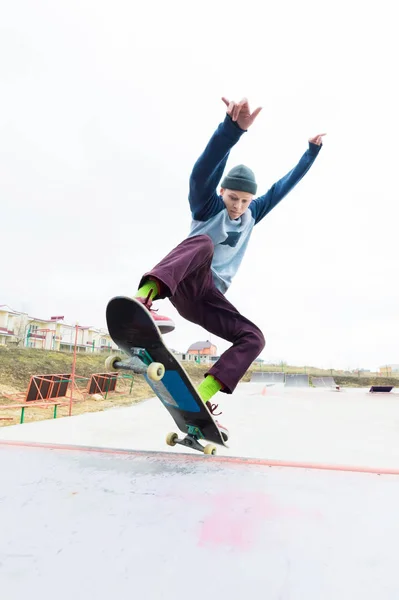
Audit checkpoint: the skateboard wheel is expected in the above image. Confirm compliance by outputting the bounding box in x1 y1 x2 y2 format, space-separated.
166 432 178 446
105 354 123 371
204 444 217 455
147 362 165 381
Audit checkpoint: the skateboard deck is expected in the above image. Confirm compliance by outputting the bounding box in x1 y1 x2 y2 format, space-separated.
105 296 227 455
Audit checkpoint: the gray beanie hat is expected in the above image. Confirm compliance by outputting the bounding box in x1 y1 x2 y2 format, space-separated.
221 164 257 195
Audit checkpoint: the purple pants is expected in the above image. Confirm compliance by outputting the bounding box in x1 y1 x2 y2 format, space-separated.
139 235 265 394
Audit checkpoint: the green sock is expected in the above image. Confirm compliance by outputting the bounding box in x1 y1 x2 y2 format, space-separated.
197 375 223 404
134 279 159 301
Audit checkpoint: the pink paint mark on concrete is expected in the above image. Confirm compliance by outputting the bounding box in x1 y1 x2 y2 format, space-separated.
198 492 292 550
197 492 322 550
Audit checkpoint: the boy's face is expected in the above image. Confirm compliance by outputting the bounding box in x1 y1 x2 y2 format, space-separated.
220 188 253 220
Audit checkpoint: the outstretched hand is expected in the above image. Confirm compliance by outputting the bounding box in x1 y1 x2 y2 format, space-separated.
308 133 326 146
222 97 262 130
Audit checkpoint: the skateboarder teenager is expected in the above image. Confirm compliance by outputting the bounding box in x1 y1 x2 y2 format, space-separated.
133 97 325 441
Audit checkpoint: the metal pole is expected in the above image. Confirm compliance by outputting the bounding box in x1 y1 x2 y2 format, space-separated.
104 376 110 400
69 324 79 417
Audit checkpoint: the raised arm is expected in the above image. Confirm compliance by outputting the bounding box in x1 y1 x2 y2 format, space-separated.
188 97 263 221
249 134 325 225
188 116 244 221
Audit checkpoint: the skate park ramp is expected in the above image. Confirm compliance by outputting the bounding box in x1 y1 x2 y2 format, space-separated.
251 371 285 383
2 439 399 600
285 373 309 387
2 382 399 598
312 376 337 388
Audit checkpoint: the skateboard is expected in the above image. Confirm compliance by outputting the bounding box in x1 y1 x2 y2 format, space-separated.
105 296 227 455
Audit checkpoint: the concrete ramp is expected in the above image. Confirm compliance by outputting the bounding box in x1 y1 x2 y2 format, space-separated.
285 374 309 387
2 440 399 600
251 371 285 383
312 376 337 388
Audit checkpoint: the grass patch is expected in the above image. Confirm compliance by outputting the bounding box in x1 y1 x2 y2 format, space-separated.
0 347 232 428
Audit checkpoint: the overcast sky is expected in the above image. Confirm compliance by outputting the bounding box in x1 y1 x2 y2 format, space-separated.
1 0 398 371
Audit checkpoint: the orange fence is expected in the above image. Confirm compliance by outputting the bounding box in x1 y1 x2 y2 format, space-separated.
0 371 134 425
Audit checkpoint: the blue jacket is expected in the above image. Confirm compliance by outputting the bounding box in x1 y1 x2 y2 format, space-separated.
187 114 322 293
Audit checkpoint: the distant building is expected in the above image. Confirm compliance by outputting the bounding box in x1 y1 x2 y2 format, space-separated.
253 358 265 366
0 305 30 346
379 365 399 375
0 304 117 352
185 340 217 364
187 340 217 356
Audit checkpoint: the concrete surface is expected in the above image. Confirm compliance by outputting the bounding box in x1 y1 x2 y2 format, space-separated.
251 371 285 383
312 376 337 387
1 441 399 600
285 373 309 387
2 382 399 598
3 382 399 469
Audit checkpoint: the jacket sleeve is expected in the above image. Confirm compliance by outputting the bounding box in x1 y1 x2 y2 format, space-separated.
249 143 322 225
188 115 246 221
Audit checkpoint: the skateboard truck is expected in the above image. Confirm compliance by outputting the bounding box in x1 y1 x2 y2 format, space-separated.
105 351 165 381
166 426 218 455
